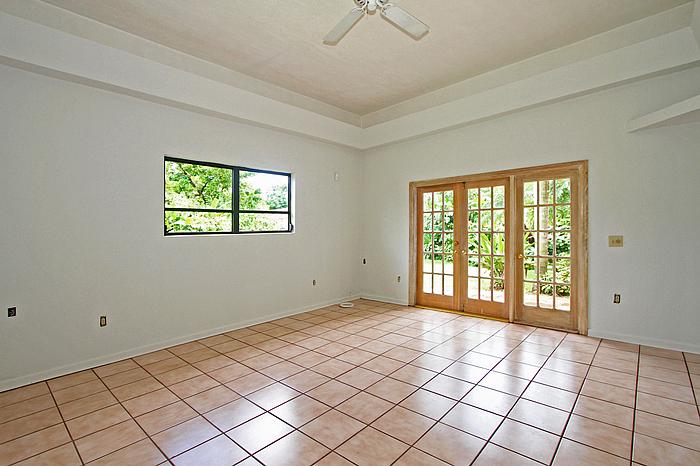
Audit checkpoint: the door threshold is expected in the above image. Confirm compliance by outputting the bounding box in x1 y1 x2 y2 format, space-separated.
417 305 580 333
415 305 509 323
512 319 579 334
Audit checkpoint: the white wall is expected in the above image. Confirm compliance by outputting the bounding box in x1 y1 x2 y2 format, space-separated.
692 0 700 45
0 65 363 390
361 66 700 353
2 59 700 392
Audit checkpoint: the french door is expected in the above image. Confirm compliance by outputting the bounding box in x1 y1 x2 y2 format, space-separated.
514 169 580 331
462 179 510 320
413 162 586 334
416 184 462 310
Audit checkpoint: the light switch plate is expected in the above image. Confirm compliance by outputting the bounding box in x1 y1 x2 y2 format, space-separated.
608 235 624 247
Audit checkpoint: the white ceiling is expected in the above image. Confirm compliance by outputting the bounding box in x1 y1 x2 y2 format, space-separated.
41 0 690 115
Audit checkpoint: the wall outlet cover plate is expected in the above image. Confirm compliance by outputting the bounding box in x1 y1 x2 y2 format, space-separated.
608 235 624 247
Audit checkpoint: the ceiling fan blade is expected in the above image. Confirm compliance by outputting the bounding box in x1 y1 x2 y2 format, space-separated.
381 5 429 40
324 8 364 45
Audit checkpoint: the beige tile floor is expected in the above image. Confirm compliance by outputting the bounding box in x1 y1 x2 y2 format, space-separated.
1 299 699 465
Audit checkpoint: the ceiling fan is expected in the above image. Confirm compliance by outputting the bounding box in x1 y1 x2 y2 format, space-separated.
324 0 429 45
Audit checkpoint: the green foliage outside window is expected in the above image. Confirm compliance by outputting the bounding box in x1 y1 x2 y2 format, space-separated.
164 160 290 234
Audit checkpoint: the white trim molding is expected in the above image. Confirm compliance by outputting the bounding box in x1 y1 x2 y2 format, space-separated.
628 94 700 131
693 0 700 46
1 7 699 150
0 12 363 148
358 28 700 149
360 295 410 306
589 329 700 355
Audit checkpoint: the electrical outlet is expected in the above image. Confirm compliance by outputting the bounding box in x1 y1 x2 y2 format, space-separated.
613 294 621 304
608 235 624 247
312 279 317 286
397 276 401 283
8 307 17 318
362 258 366 265
100 316 107 327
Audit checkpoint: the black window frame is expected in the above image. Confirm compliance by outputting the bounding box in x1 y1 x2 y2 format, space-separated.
164 156 293 236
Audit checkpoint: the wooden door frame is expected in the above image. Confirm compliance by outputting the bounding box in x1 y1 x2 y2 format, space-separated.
408 160 589 335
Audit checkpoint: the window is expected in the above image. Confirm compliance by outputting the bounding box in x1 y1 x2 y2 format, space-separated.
164 157 292 235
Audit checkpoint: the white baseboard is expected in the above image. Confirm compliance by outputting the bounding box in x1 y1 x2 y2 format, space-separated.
0 294 361 393
589 329 700 354
6 294 697 392
360 294 409 306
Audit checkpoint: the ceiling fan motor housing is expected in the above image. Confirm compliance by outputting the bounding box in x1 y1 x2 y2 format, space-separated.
354 0 391 12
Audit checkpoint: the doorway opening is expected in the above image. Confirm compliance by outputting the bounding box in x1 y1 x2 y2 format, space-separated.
410 161 588 333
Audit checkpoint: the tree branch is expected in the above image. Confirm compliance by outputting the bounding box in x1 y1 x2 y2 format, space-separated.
178 163 209 205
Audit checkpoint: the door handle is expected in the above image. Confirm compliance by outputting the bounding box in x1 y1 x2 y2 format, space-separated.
517 253 524 259
460 250 467 255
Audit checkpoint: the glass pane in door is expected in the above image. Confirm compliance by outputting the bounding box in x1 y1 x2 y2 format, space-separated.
422 189 455 298
466 185 506 305
522 178 572 311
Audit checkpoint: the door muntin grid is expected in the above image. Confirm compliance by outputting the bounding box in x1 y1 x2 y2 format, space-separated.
466 185 506 304
522 178 572 311
422 190 455 297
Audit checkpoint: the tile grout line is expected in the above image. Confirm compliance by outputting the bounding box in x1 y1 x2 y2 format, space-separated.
241 307 440 464
401 323 541 466
628 343 641 465
47 357 220 464
139 304 391 464
104 348 275 465
7 316 546 464
549 340 647 464
296 312 464 465
357 323 567 465
470 330 581 466
124 304 457 464
0 305 379 465
268 327 460 463
682 352 700 419
2 301 698 465
545 339 618 465
0 406 60 447
4 335 667 432
48 375 86 466
633 353 700 453
327 318 482 465
86 364 172 465
11 375 87 466
126 316 347 463
308 312 482 464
